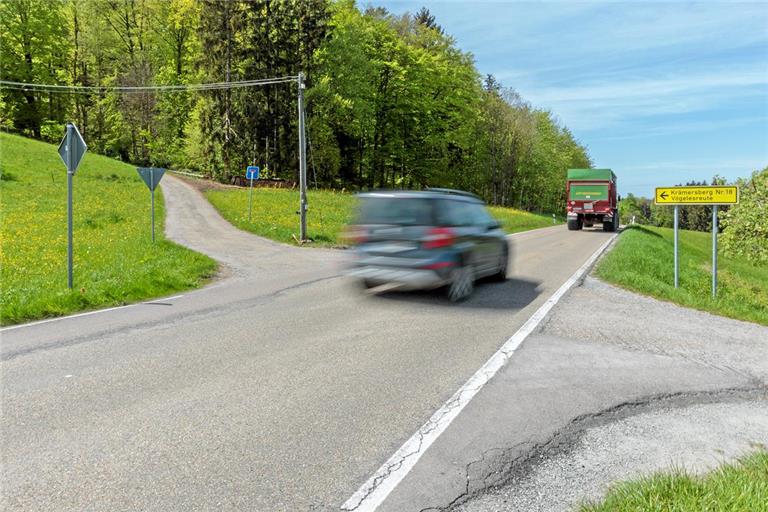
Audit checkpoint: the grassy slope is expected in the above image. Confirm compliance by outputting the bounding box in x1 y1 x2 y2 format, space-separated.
595 225 768 325
0 133 216 325
580 450 768 512
205 186 559 247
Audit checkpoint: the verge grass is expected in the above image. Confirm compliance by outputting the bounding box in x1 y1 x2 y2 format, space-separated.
579 449 768 512
595 224 768 325
205 187 559 247
0 133 216 325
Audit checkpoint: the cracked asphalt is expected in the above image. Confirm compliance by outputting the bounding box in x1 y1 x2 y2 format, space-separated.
1 175 616 511
375 277 767 511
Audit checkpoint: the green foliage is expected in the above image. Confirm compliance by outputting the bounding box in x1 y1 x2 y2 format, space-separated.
0 0 70 137
310 3 590 210
618 193 652 225
1 0 589 215
204 184 558 247
720 167 768 264
0 133 216 325
595 225 768 325
580 450 768 512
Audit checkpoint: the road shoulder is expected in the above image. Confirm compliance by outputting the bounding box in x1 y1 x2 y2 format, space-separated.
375 274 767 511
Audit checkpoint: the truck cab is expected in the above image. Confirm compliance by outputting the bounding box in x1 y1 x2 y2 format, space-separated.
566 168 618 232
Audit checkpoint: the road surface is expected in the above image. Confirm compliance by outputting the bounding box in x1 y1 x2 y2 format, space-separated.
2 175 615 511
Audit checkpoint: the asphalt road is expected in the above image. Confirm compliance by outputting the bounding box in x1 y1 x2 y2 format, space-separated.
1 175 614 511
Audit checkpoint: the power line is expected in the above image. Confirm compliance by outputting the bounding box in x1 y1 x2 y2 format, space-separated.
0 76 298 94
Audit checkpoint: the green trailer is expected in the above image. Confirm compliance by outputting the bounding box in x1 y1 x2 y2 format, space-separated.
566 168 619 232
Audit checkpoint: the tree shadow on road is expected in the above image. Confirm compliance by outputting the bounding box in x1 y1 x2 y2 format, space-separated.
368 277 543 310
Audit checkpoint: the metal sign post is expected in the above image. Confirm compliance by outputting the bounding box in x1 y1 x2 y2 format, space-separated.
151 168 156 241
246 166 260 221
654 186 738 296
136 167 166 242
58 123 87 289
67 126 74 288
673 205 679 289
712 206 718 298
297 72 308 241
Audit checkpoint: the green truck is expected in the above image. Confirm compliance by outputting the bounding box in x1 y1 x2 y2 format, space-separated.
566 168 619 232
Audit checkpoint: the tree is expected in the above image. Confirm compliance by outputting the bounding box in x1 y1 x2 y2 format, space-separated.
720 167 768 263
0 0 70 138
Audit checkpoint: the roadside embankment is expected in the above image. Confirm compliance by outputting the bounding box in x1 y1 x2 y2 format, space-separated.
0 134 216 325
451 271 767 512
595 224 767 325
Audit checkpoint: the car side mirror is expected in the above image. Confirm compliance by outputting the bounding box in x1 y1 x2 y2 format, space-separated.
488 220 502 230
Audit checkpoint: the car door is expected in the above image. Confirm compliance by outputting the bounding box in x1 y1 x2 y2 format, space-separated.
467 202 503 276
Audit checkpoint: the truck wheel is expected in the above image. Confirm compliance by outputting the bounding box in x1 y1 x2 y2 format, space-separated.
567 219 580 231
603 219 614 232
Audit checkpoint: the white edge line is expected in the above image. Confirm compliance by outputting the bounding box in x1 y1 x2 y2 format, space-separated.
341 233 618 512
0 294 185 333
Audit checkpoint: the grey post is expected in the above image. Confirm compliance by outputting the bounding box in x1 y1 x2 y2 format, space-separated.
150 168 155 242
673 205 679 288
712 205 718 297
67 123 74 289
297 72 308 241
248 174 254 221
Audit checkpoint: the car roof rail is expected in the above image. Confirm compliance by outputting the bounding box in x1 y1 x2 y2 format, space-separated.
424 187 482 200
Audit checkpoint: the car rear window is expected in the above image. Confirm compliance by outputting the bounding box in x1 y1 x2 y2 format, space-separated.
357 196 435 226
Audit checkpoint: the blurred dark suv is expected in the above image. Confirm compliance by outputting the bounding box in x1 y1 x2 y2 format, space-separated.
345 189 509 301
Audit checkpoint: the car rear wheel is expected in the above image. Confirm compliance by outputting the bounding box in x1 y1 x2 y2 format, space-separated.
447 265 474 302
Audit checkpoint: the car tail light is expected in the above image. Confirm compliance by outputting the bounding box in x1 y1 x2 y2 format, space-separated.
422 261 454 270
422 227 456 249
343 226 368 244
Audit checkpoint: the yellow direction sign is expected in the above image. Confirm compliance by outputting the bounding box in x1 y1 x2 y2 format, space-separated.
654 186 738 205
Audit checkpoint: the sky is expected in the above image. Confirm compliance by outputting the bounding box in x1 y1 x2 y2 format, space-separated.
373 1 768 197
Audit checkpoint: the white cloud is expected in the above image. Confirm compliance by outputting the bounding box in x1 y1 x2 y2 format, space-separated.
514 66 768 131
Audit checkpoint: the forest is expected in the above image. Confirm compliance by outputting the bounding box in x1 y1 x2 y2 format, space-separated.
1 0 592 212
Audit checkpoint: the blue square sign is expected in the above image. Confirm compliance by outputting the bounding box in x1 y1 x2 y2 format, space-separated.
246 166 260 180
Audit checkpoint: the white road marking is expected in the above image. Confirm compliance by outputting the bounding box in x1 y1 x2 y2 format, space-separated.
341 233 618 512
0 294 185 333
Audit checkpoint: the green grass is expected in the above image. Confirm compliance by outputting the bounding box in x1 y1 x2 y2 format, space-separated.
205 186 559 247
595 225 768 326
579 449 768 512
0 133 216 325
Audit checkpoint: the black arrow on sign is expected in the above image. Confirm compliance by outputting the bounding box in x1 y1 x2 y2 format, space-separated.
660 191 669 200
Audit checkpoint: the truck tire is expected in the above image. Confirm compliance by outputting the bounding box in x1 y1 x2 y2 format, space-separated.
567 218 580 231
603 219 615 232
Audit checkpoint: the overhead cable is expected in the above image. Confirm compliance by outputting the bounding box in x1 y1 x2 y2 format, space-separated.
0 76 298 94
